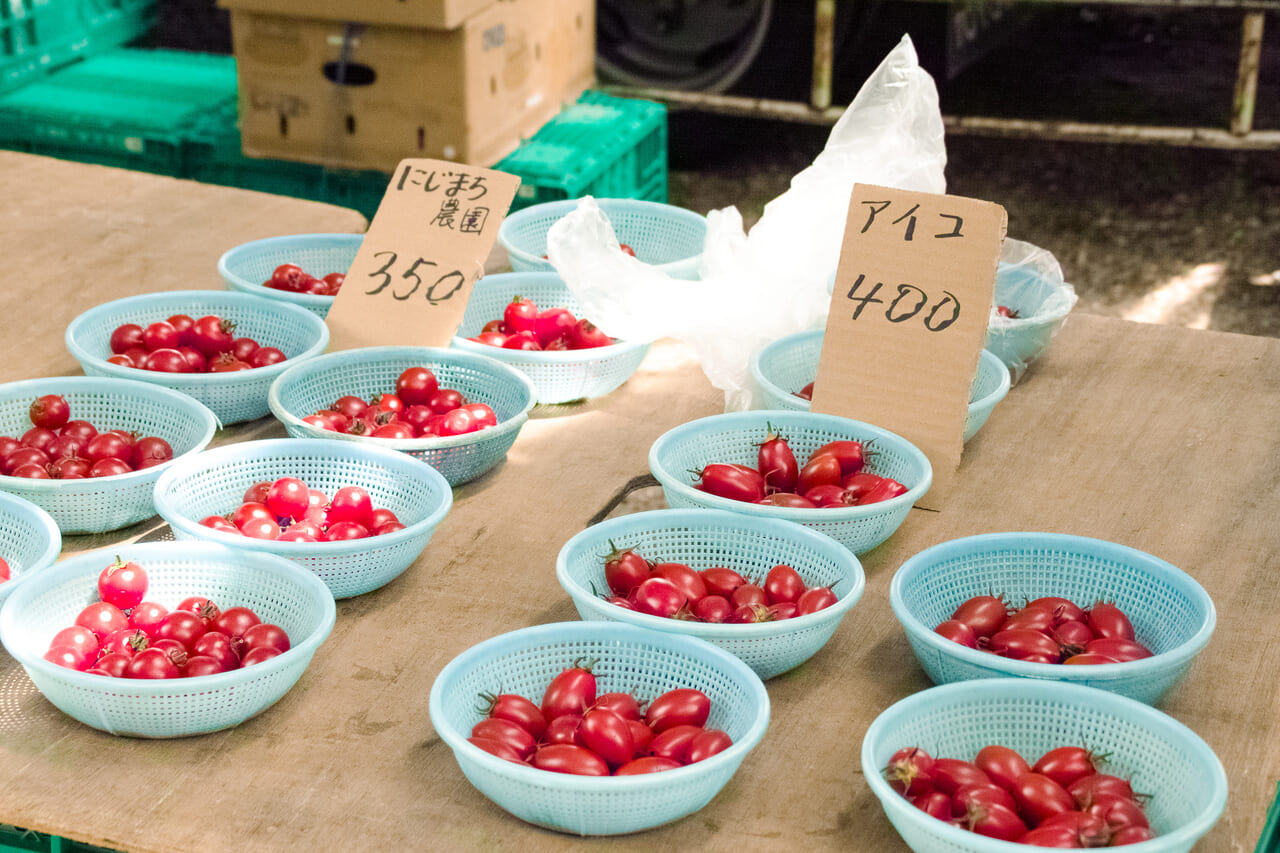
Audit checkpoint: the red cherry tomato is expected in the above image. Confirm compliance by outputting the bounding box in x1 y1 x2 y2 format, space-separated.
28 395 70 431
691 594 733 623
242 623 290 655
241 647 282 666
795 586 838 616
126 647 182 679
212 606 261 640
75 601 129 640
97 556 148 610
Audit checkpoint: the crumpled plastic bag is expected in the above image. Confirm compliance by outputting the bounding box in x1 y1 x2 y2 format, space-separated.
545 34 948 410
986 237 1080 384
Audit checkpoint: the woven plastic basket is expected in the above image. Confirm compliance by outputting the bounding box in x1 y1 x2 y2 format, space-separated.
428 621 769 835
499 198 706 280
556 508 864 679
268 346 536 486
452 271 651 404
0 541 336 738
861 679 1228 853
985 261 1077 381
649 411 931 555
153 438 452 599
890 532 1216 705
0 491 61 609
65 289 330 425
217 232 363 318
750 330 1011 443
0 376 218 534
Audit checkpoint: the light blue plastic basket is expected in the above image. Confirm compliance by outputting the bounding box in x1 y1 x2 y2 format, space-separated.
427 621 770 836
749 330 1011 443
985 261 1076 382
649 411 932 555
0 376 218 534
0 541 336 738
268 346 536 486
64 290 330 425
217 232 364 318
452 272 652 404
0 491 61 610
861 679 1228 853
890 532 1216 705
556 508 864 680
153 438 452 599
498 198 706 280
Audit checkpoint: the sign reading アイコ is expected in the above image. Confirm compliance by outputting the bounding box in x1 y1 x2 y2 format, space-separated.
809 183 1006 507
324 158 521 352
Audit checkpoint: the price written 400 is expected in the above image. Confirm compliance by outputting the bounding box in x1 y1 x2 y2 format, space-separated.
843 273 961 332
364 250 466 305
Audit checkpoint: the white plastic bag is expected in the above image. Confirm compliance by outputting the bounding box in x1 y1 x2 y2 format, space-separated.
546 34 949 410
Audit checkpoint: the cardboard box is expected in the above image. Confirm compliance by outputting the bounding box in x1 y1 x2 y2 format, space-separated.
218 0 495 31
229 0 595 171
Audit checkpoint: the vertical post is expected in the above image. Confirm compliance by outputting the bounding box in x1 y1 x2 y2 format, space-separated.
812 0 837 111
1231 12 1265 136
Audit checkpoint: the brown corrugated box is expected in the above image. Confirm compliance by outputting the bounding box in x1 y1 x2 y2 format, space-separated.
227 0 595 170
218 0 495 33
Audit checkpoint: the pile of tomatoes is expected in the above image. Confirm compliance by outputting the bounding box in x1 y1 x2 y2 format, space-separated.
470 660 732 776
261 263 345 297
199 478 403 543
885 743 1155 846
465 296 614 352
692 426 908 509
302 366 497 439
600 544 837 624
936 594 1153 665
107 313 286 374
42 557 290 678
1 394 173 479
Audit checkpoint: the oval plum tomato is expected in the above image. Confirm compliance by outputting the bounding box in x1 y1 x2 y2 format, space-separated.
1037 810 1113 847
687 728 733 763
989 629 1063 662
700 567 747 598
884 747 935 797
395 366 439 406
614 756 682 775
468 736 524 764
796 453 842 494
576 706 635 766
629 576 686 618
756 427 799 494
974 744 1031 792
480 692 547 739
604 541 650 596
763 564 806 605
759 492 817 508
932 758 991 796
811 439 866 476
1023 596 1087 625
242 623 290 654
649 724 704 764
131 435 173 469
1011 771 1076 827
242 646 282 666
965 803 1027 841
728 603 772 624
692 594 733 622
795 586 838 616
999 607 1057 635
731 584 767 609
1017 824 1085 848
935 619 980 649
911 792 952 821
110 323 144 354
208 354 252 372
803 484 855 507
322 272 345 292
184 655 227 677
127 601 169 637
951 595 1011 638
953 782 1018 816
1033 745 1103 789
650 562 707 605
594 692 643 722
249 347 286 368
212 606 261 640
127 647 182 679
179 346 207 372
645 688 710 734
1081 792 1150 830
1110 826 1156 844
327 485 374 528
28 394 70 431
1084 637 1153 661
190 314 236 357
1063 652 1120 665
86 457 129 478
97 556 148 609
532 744 609 776
1053 619 1095 651
858 476 909 504
1066 773 1136 807
471 717 538 759
503 296 538 335
541 660 597 721
1086 601 1136 641
543 713 582 745
75 601 129 639
569 319 612 349
694 463 765 503
627 719 652 756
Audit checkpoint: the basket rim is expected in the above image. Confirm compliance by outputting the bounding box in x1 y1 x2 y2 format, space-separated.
0 375 220 492
427 621 770 792
860 678 1229 851
498 198 708 269
649 410 933 520
0 541 338 697
217 232 364 306
267 345 537 452
0 491 62 604
64 290 331 387
888 531 1217 682
152 437 453 555
555 508 865 639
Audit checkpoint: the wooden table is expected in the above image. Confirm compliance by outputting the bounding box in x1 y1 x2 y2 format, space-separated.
0 151 1276 852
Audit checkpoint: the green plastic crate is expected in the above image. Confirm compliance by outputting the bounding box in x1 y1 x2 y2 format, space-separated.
0 824 119 853
0 48 236 176
497 90 668 211
0 0 157 94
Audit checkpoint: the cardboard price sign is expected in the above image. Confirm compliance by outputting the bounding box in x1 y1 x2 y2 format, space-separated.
325 158 521 352
810 183 1007 508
